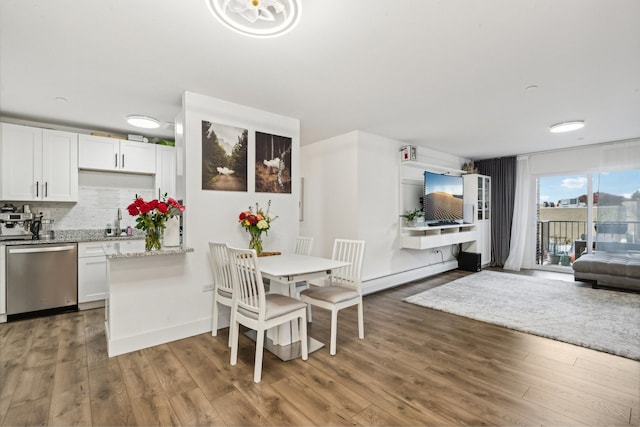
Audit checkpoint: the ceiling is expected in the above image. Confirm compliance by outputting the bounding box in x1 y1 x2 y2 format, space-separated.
1 0 639 160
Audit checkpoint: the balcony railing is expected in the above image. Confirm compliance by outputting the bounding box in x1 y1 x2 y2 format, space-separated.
536 220 640 266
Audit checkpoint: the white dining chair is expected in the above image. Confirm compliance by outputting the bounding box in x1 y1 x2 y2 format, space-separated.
300 238 366 356
228 246 309 383
209 242 235 346
294 236 314 321
294 236 314 256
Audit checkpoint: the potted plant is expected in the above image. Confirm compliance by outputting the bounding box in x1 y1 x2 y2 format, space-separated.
401 209 424 227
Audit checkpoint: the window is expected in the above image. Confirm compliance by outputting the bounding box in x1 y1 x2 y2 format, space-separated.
594 170 640 252
536 168 640 268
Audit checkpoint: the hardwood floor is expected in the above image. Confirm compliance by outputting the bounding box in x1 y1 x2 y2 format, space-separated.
1 269 638 426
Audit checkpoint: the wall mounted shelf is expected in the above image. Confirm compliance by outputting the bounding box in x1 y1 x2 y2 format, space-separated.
401 224 477 250
400 160 465 175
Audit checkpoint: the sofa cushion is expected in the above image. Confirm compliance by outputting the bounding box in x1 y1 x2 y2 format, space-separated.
573 253 640 279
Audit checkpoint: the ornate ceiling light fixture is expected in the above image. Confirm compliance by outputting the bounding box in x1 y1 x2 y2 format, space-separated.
207 0 302 38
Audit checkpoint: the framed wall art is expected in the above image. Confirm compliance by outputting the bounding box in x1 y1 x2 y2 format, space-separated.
255 131 292 194
201 121 248 192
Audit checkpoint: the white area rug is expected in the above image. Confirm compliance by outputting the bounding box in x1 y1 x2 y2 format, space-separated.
404 270 640 360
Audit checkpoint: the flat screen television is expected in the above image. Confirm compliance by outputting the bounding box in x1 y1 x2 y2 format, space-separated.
423 171 464 224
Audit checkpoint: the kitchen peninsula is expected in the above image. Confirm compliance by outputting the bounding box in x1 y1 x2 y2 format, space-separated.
104 240 195 356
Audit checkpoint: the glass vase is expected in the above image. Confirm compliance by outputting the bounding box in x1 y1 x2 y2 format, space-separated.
249 230 263 255
145 228 162 251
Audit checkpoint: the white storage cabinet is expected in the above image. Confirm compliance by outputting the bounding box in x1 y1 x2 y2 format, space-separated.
155 145 176 198
463 174 491 266
0 247 6 322
0 123 78 202
78 242 109 306
78 134 156 174
78 240 144 307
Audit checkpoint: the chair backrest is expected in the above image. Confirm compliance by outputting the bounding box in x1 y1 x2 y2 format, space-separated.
227 247 267 320
209 242 234 295
294 236 314 256
331 239 366 292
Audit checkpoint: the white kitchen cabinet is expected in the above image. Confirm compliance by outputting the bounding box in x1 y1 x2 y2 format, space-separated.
78 134 156 174
463 174 492 266
0 123 78 202
78 240 143 307
155 145 176 198
0 247 6 321
78 242 108 306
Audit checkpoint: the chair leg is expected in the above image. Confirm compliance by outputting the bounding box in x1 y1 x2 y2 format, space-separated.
230 320 239 366
211 297 219 336
330 309 338 356
227 309 235 347
254 330 265 383
299 313 308 361
357 301 364 339
297 282 313 323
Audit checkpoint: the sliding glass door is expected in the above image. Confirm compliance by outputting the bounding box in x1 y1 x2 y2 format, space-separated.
594 169 640 253
535 168 639 270
537 173 590 270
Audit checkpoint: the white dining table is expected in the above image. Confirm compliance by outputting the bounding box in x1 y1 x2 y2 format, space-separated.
253 253 350 361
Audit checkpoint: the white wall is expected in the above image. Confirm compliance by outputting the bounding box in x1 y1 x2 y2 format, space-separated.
178 91 301 329
301 130 468 293
528 138 640 176
299 131 359 257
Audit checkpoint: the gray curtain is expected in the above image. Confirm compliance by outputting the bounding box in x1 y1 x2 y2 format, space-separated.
476 156 516 267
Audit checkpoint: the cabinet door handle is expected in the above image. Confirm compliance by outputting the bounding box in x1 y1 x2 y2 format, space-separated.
8 245 76 254
122 154 125 169
115 153 118 168
45 182 48 197
36 181 39 197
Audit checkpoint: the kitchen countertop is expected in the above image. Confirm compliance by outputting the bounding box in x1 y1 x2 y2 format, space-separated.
0 229 145 245
0 229 194 257
104 240 194 259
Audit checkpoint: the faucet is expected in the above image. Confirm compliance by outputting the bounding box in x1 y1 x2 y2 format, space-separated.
114 208 122 236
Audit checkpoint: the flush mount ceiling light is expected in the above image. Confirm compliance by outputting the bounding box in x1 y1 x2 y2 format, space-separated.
127 115 161 129
549 120 585 133
207 0 302 38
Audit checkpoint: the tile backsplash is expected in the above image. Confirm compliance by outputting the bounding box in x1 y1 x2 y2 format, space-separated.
3 170 156 231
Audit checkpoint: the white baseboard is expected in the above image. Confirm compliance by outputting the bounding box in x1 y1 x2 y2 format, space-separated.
106 317 211 357
362 260 458 295
0 314 5 323
78 300 105 311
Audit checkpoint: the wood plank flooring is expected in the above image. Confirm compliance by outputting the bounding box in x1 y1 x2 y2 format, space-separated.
1 269 638 426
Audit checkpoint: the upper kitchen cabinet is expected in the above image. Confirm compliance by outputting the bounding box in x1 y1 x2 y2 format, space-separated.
78 134 155 174
0 123 78 202
155 145 176 198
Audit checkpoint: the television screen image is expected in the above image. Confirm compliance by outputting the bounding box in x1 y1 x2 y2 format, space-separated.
423 171 464 223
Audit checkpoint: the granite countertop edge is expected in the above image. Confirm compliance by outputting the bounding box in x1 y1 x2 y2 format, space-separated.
0 229 194 258
0 229 145 245
106 247 195 259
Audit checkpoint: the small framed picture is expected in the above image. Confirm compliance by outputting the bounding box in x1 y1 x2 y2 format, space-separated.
400 145 417 162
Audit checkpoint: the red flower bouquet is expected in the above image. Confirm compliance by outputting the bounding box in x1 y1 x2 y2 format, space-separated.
127 194 185 250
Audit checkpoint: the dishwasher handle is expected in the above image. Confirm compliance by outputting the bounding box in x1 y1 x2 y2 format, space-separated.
8 245 76 254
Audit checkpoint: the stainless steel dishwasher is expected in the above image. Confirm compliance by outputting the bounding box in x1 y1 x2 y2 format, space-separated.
6 243 78 317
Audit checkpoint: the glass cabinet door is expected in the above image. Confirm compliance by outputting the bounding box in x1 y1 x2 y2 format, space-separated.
484 176 491 220
477 176 483 220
